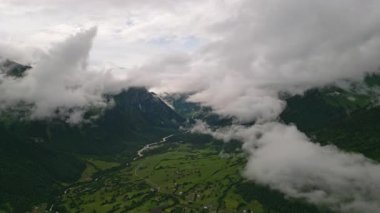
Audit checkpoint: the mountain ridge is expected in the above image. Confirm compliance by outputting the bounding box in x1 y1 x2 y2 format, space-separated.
0 83 185 212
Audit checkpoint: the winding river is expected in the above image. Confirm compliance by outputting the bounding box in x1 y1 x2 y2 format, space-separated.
133 134 174 160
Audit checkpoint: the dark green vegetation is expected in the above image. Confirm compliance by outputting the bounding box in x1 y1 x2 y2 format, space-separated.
55 134 325 213
0 87 184 212
281 74 380 131
312 106 380 161
281 74 380 160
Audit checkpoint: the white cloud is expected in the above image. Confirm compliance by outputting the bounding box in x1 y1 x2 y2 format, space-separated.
122 0 380 122
0 0 232 66
0 27 126 121
192 121 380 213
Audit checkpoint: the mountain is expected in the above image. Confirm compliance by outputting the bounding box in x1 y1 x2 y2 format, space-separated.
113 88 185 129
281 73 380 131
164 74 380 162
0 86 185 212
0 59 31 78
162 93 233 126
281 73 380 160
46 88 185 155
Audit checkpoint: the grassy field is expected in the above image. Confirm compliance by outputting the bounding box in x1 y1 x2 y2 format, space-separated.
55 142 266 213
54 135 326 213
78 158 120 182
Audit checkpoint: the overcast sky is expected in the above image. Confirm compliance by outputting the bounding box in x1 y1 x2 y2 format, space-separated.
0 0 233 66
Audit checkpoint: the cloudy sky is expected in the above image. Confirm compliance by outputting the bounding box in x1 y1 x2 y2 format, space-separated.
0 0 231 66
3 0 380 113
2 0 380 212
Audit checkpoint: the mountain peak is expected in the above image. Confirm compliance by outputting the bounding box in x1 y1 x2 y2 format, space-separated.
0 59 31 78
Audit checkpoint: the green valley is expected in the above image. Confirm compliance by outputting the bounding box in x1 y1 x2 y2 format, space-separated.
53 134 325 213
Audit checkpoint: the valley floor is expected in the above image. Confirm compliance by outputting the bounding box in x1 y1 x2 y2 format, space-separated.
56 143 257 212
50 134 325 213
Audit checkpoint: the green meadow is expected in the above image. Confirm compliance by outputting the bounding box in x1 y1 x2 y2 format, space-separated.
55 137 325 213
57 142 259 212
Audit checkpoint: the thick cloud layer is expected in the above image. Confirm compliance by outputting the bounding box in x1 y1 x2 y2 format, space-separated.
4 0 380 122
192 121 380 212
0 27 125 121
126 0 380 122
